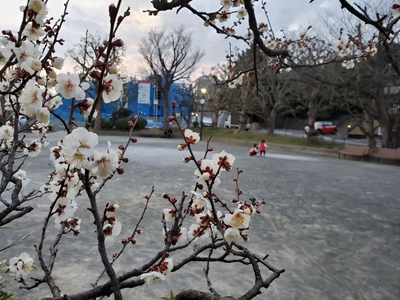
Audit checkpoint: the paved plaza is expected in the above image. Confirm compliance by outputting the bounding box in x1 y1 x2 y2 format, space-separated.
1 131 400 300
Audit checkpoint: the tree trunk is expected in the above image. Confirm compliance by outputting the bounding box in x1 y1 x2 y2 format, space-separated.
267 107 277 134
162 87 170 132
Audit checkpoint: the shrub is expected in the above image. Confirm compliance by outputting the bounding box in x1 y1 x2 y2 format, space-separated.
110 108 133 125
114 117 147 130
101 119 113 129
134 116 147 130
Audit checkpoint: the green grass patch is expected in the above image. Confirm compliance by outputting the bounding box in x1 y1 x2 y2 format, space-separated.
188 127 343 150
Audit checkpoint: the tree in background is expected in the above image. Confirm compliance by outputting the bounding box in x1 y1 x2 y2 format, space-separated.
139 26 204 132
67 31 126 130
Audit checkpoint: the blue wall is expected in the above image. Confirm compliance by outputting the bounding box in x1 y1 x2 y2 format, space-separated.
51 80 190 122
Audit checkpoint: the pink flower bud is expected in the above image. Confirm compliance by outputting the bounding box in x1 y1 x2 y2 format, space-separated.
131 137 137 143
208 147 213 151
136 229 142 234
162 193 170 199
106 204 119 212
131 239 136 245
118 144 125 150
117 167 124 175
128 120 134 127
112 39 124 47
122 157 129 163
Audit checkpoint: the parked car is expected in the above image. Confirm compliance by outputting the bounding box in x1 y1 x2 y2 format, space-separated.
314 121 337 135
202 117 213 127
18 115 28 127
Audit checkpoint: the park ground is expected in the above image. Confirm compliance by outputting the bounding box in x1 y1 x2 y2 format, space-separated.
1 131 399 300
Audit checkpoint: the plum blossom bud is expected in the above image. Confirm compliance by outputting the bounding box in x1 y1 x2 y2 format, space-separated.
232 198 238 203
171 101 176 109
53 57 64 70
131 239 136 245
89 70 101 80
171 197 177 203
121 157 129 163
177 144 186 151
181 127 186 132
167 116 175 122
117 167 124 175
113 253 117 258
162 193 170 199
144 195 149 199
238 169 243 174
128 120 134 127
122 238 128 244
131 137 137 143
112 39 124 47
118 144 125 150
47 69 57 79
109 4 118 23
108 64 118 74
183 156 191 163
106 204 119 212
208 147 213 151
136 229 142 234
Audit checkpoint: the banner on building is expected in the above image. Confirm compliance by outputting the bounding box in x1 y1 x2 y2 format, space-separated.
138 82 151 104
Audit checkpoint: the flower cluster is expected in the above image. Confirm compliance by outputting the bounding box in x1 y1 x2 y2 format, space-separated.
8 253 34 281
140 253 173 285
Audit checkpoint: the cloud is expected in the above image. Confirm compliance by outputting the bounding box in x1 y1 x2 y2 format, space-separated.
5 1 348 81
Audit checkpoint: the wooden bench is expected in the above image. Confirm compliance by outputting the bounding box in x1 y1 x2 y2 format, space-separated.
372 148 400 163
338 145 370 160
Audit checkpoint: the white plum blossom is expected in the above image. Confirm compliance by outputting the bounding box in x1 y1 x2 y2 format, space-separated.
188 223 210 245
163 208 176 221
264 39 278 49
223 209 251 229
8 253 34 280
22 23 45 41
18 79 43 117
190 190 212 211
365 44 377 56
236 7 247 19
103 220 122 248
63 127 98 159
220 0 232 10
89 142 119 178
342 59 355 69
212 150 235 171
36 107 50 124
13 41 40 65
0 123 14 140
14 170 29 188
23 140 42 157
52 57 64 70
224 227 241 244
194 159 221 186
184 129 200 144
55 73 87 100
140 271 165 285
102 74 122 103
392 1 400 16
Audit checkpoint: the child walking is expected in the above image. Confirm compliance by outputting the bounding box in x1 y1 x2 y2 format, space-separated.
258 140 267 156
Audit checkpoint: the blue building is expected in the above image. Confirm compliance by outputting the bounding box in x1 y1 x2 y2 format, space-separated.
51 79 192 127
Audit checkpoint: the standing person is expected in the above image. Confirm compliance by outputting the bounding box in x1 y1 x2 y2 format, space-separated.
258 139 267 156
249 144 258 156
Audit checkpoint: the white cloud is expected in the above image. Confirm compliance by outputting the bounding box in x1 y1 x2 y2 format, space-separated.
4 1 349 81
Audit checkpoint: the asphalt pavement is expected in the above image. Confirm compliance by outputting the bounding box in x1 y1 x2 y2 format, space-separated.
1 132 399 300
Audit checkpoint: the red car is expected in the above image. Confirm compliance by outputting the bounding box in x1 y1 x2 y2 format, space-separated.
314 121 337 135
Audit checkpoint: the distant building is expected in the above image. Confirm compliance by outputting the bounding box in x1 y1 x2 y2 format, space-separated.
51 78 191 126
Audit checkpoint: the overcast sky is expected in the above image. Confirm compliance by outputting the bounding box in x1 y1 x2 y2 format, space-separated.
2 0 387 81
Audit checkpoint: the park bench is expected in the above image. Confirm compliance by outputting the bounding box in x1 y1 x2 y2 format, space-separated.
371 148 400 164
338 145 370 160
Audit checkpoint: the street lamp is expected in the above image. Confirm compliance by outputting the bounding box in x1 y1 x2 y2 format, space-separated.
199 98 205 140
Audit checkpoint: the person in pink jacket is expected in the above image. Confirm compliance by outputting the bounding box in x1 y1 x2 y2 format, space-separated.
249 144 259 156
258 140 267 156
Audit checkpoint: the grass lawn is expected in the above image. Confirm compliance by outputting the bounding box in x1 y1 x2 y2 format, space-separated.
175 127 343 150
95 126 343 150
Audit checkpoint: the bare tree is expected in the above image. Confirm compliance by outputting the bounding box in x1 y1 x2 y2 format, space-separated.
67 31 126 130
139 26 204 132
